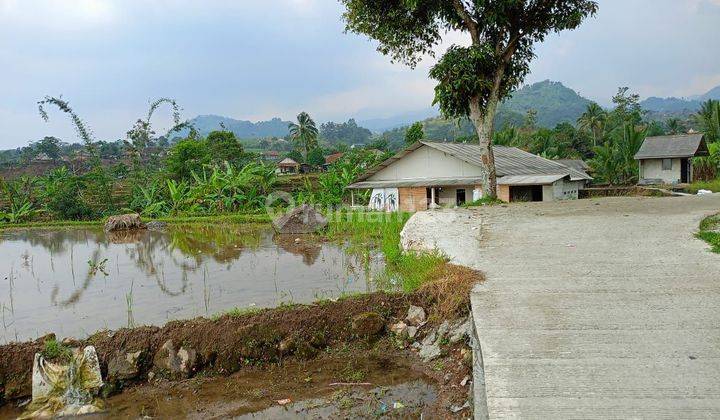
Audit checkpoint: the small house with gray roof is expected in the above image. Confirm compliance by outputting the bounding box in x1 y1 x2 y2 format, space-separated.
634 134 709 185
347 141 592 212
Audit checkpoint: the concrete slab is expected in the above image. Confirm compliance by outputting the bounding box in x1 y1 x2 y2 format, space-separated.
409 195 720 419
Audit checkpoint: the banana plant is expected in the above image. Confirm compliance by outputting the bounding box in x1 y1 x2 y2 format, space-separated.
166 179 190 215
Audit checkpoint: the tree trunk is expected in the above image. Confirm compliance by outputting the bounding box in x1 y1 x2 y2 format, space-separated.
469 95 499 198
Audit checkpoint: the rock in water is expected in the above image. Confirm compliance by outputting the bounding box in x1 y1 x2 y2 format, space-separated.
272 204 328 234
104 214 147 232
146 221 168 231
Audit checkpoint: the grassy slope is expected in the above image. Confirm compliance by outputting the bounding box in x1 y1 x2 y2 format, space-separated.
687 179 720 194
698 214 720 253
0 213 271 230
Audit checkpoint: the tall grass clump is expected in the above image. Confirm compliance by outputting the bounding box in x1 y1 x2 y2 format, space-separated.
327 210 447 292
687 179 720 194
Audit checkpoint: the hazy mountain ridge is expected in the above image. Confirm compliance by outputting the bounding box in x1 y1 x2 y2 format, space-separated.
177 81 720 141
640 85 720 115
175 115 292 139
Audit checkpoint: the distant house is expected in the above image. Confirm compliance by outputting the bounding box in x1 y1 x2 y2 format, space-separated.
634 134 709 185
32 153 53 163
323 152 344 170
263 150 281 162
277 158 300 175
347 141 592 212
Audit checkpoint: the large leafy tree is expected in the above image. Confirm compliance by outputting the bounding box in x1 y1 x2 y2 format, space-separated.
288 112 319 162
405 121 425 145
206 130 248 166
342 0 598 197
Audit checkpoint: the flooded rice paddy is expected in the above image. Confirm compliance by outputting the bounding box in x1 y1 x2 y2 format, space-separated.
0 224 385 343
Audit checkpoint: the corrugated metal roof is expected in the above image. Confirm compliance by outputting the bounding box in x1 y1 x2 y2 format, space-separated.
554 159 590 172
497 174 566 185
278 158 298 165
351 141 592 185
348 176 486 189
634 134 708 159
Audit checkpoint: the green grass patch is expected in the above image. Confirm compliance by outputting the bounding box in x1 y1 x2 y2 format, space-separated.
211 306 263 320
42 339 72 362
687 179 720 194
697 214 720 253
0 212 271 231
326 210 447 292
461 196 504 207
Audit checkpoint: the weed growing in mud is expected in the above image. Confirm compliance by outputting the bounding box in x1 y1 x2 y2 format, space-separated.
42 338 72 362
698 214 720 253
339 361 368 382
461 196 504 207
212 306 262 320
327 211 448 292
88 258 109 276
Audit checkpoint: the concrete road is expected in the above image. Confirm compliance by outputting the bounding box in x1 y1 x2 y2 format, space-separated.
404 195 720 419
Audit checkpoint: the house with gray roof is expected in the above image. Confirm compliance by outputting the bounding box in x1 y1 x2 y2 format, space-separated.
634 134 709 185
347 141 592 211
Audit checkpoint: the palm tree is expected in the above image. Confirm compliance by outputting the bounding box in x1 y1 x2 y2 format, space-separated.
696 100 720 143
577 103 607 147
288 112 319 162
665 118 685 135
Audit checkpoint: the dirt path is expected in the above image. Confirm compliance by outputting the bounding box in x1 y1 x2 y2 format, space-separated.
403 195 720 419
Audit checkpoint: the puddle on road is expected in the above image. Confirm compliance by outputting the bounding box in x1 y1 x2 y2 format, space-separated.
0 224 385 343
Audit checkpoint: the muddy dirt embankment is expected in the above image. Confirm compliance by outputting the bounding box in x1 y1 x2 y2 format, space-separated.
1 263 481 410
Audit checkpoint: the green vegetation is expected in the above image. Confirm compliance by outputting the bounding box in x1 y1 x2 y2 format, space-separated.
212 306 262 321
687 179 720 194
42 339 72 362
462 196 503 207
320 119 372 146
288 112 319 162
327 211 446 292
697 215 720 253
404 122 424 145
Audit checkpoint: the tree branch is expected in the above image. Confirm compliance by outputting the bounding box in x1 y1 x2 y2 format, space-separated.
452 0 480 43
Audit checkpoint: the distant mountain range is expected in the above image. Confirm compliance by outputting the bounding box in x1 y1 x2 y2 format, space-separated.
174 115 292 139
640 85 720 116
176 81 720 140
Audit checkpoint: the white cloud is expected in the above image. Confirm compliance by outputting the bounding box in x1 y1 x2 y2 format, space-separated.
0 0 118 28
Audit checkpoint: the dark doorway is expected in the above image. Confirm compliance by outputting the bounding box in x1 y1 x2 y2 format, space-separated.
510 185 543 202
456 189 466 206
681 158 689 183
426 188 440 206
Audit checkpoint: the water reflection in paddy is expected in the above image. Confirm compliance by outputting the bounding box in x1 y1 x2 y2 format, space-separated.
0 224 384 343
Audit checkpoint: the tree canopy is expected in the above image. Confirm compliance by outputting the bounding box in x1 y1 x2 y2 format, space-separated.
405 121 425 145
342 0 598 197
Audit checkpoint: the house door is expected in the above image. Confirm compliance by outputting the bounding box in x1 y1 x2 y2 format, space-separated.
510 185 543 202
681 158 689 183
456 189 466 205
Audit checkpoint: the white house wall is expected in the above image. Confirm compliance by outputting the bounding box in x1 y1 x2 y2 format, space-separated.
552 179 581 200
437 186 475 206
640 158 682 184
368 146 483 181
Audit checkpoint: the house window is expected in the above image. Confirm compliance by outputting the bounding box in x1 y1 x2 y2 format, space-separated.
662 159 673 170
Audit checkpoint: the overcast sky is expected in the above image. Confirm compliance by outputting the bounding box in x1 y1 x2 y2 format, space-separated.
1 0 719 148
